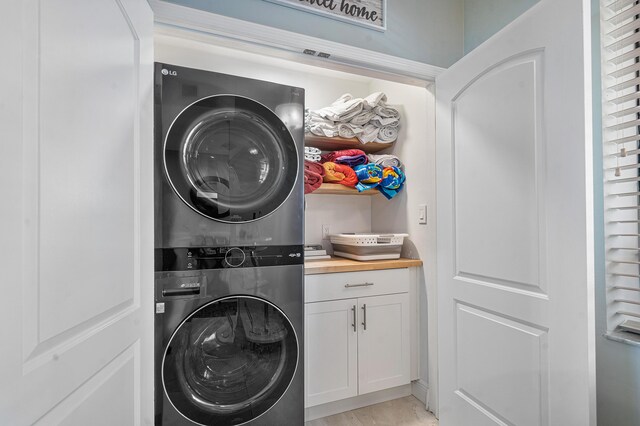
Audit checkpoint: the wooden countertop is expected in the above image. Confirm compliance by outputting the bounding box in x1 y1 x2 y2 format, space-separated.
304 257 423 275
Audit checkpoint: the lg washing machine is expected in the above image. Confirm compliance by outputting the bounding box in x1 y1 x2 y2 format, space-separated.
154 249 303 426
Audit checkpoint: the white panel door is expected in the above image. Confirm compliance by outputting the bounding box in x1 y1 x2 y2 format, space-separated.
436 0 595 425
0 0 153 425
358 293 410 395
305 299 359 407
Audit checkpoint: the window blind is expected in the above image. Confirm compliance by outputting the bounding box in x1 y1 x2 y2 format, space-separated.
603 0 640 335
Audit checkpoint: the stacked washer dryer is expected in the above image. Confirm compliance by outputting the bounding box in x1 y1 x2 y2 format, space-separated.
154 63 305 426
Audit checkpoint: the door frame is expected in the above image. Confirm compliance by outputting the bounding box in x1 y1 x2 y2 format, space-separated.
147 0 442 415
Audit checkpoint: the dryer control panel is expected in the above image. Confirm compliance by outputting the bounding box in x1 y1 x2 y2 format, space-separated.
155 245 304 272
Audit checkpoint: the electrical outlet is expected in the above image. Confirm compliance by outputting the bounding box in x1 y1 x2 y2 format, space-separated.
322 224 331 240
418 204 427 225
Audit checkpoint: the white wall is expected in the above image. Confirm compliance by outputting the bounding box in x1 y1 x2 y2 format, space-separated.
155 33 374 107
305 195 371 252
368 81 435 394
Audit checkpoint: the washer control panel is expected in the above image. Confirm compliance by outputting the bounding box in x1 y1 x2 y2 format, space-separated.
224 247 246 268
155 245 304 272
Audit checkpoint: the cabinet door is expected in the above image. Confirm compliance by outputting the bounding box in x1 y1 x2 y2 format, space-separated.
358 293 410 395
0 0 153 424
305 299 358 407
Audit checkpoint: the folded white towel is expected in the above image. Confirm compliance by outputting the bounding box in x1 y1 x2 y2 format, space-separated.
309 121 339 138
375 125 398 143
357 123 381 144
337 123 365 139
363 92 387 110
337 123 356 139
370 115 400 127
374 105 399 118
350 110 376 126
305 93 401 145
368 154 404 170
315 94 364 122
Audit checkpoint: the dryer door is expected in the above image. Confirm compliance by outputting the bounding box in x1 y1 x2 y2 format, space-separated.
162 296 298 425
164 95 299 223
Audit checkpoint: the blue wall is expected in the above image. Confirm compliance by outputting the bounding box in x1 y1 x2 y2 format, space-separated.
163 0 545 66
463 0 539 54
163 0 464 68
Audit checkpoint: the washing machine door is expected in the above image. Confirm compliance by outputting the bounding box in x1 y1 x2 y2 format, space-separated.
162 296 298 426
164 95 299 223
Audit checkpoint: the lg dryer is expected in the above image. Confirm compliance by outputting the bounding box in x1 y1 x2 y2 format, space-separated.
154 63 305 249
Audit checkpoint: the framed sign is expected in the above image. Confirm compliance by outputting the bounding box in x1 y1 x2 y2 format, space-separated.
265 0 386 32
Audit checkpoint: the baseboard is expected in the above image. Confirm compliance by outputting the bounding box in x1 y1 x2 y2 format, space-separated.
304 384 413 422
411 379 429 407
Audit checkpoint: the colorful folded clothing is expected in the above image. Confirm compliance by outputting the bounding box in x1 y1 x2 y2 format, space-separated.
354 163 383 192
322 162 358 187
322 162 343 183
378 166 406 200
321 149 364 162
304 159 325 194
321 149 368 167
304 170 323 194
336 154 367 168
305 159 325 177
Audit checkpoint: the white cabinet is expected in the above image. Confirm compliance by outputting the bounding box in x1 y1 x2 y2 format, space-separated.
304 269 414 408
358 293 410 395
305 299 358 407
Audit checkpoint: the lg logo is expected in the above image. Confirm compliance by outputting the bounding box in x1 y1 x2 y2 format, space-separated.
161 68 177 76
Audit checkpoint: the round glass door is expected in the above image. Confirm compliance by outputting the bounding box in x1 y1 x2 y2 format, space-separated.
162 296 298 426
164 95 299 223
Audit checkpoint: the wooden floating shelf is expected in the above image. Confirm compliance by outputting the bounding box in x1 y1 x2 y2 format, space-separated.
309 183 379 196
305 134 393 154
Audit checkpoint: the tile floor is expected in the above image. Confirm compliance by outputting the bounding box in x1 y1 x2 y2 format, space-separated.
305 396 439 426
